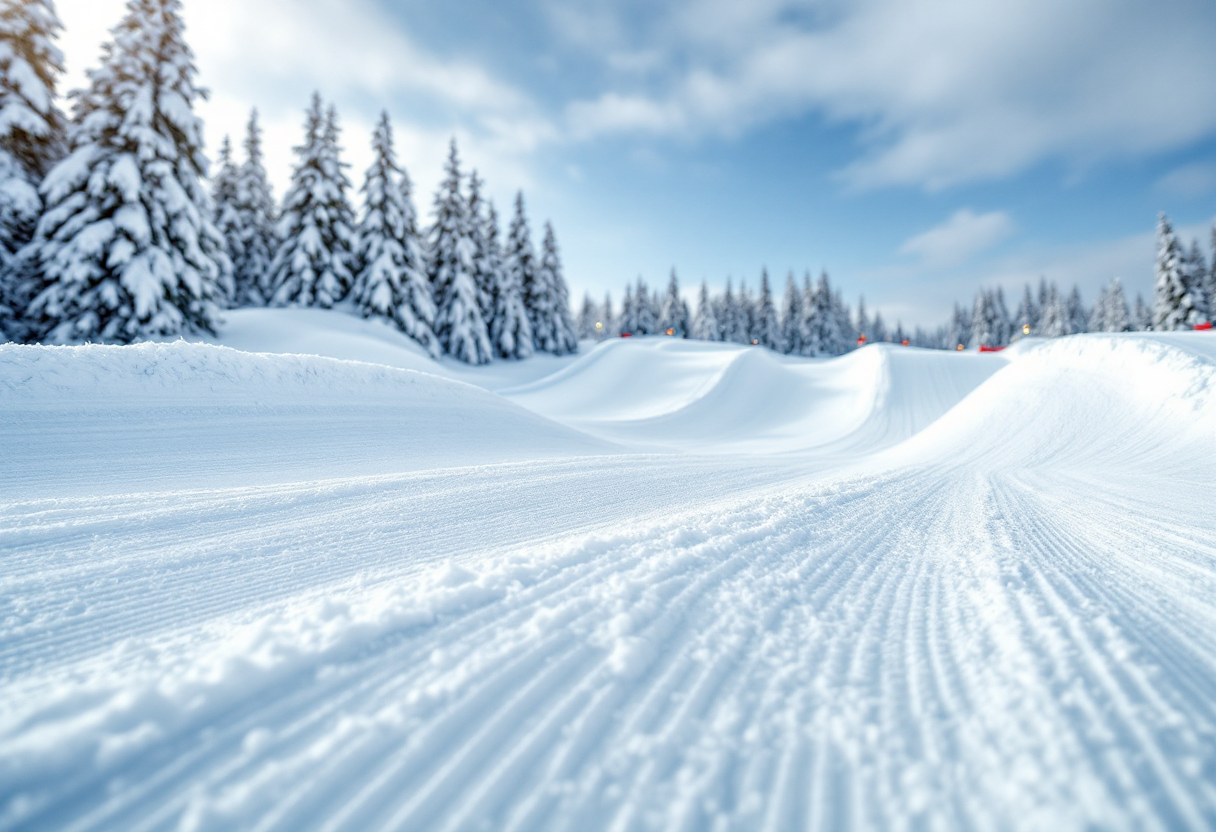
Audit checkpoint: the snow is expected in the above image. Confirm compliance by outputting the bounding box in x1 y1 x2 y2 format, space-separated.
2 309 1215 832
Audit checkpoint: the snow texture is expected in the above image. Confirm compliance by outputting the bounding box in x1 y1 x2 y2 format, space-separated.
2 311 1215 832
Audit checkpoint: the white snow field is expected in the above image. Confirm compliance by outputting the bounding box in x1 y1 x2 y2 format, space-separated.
2 311 1215 832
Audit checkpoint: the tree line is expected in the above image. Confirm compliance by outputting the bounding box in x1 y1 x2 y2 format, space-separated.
576 211 1214 355
0 0 577 364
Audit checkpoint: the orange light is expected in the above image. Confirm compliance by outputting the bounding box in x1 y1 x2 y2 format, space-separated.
751 339 759 345
956 344 964 351
857 334 867 344
901 339 909 346
666 328 674 336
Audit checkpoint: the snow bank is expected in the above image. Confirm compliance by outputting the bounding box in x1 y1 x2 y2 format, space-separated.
0 342 612 497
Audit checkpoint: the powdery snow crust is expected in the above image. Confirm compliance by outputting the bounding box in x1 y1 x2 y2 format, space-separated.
2 312 1215 832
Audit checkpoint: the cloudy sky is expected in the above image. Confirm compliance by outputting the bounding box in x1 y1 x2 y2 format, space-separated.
58 0 1216 326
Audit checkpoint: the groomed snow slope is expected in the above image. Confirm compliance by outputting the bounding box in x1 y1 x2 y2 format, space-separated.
1 342 613 497
2 328 1215 832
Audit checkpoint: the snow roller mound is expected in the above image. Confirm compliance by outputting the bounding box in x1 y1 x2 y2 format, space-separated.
889 333 1216 474
506 337 1004 454
0 342 613 496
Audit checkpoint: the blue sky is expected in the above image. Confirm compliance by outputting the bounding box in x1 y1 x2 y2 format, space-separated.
58 0 1216 327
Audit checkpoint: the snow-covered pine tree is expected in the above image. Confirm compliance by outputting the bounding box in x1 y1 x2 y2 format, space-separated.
428 138 491 364
634 277 658 336
23 0 228 343
659 268 689 336
804 272 847 356
855 296 870 342
1206 222 1216 320
1183 239 1209 322
601 291 615 337
969 288 1013 348
489 199 532 358
947 303 972 348
1098 277 1130 332
1133 294 1152 331
1038 282 1069 337
576 292 597 339
1152 213 1198 330
210 135 240 306
690 279 718 341
0 0 66 339
1065 285 1088 334
1015 284 1038 335
466 170 495 323
752 268 779 350
833 288 856 350
872 311 888 343
268 94 354 308
619 283 636 334
233 108 276 305
1089 283 1109 333
778 272 801 354
349 111 438 357
537 221 578 354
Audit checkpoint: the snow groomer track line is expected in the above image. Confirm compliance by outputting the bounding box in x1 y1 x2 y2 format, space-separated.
2 324 1214 832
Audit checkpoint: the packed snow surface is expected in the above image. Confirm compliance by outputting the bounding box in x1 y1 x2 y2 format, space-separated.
2 312 1215 832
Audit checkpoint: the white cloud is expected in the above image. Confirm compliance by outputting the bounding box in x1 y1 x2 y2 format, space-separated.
1155 163 1216 199
558 0 1216 190
899 209 1014 268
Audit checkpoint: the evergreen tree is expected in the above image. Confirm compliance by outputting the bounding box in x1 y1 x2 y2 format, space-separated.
804 272 848 355
1152 213 1197 330
1092 277 1130 333
1183 239 1209 322
233 108 276 305
601 291 616 337
209 135 240 305
23 0 227 343
619 283 636 334
576 292 598 339
752 268 779 349
855 296 870 341
465 170 495 322
0 0 65 256
872 311 888 343
1133 294 1152 331
634 277 657 335
489 199 532 358
691 279 719 341
659 268 689 336
350 111 438 356
1038 282 1069 337
428 138 491 363
268 94 354 308
969 288 1013 348
779 272 801 354
947 303 972 348
536 220 577 354
1015 284 1038 335
1065 285 1088 334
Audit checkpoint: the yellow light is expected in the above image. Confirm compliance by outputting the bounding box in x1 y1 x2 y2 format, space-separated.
595 321 603 330
1022 324 1030 335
